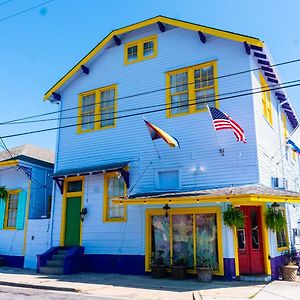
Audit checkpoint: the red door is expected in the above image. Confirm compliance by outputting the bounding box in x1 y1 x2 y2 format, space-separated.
237 206 264 274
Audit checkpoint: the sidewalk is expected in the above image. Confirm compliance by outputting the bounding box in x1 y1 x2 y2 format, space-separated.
0 267 299 299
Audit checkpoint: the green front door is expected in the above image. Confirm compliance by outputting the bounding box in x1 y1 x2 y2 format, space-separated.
65 196 81 246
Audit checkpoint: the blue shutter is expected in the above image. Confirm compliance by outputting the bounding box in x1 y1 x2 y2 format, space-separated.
16 191 27 230
0 198 6 229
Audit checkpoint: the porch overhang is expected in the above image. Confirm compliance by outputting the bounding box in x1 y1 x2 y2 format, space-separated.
113 184 300 205
53 161 130 193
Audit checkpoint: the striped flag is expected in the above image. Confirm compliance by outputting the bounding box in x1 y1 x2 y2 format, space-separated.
207 106 246 143
144 119 180 148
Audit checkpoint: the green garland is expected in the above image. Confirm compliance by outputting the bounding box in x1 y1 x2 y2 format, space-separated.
0 186 8 199
223 205 245 228
265 207 286 232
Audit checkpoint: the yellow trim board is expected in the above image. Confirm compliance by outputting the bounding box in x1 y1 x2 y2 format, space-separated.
44 16 263 100
0 160 19 167
113 194 300 205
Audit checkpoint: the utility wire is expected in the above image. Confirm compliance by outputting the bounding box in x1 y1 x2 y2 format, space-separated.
1 81 300 139
1 57 300 125
1 79 299 125
0 0 54 22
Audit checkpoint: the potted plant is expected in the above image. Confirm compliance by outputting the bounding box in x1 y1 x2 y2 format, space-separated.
223 205 244 228
0 186 8 200
196 250 214 282
150 250 166 279
265 207 286 232
171 257 187 280
281 248 299 281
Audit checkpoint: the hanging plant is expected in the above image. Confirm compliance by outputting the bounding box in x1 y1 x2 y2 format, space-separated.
265 207 286 232
0 186 8 199
223 205 245 228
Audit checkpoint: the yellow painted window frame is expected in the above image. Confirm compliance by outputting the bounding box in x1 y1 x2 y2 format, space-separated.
282 113 297 160
4 189 21 230
166 61 219 118
145 206 224 276
77 84 117 134
124 35 157 65
103 171 127 223
259 73 273 126
60 176 84 246
276 208 289 252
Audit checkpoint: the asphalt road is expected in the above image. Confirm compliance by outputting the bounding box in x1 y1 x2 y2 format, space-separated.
0 285 128 300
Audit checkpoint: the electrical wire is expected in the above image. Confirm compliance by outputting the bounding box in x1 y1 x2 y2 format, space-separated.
1 57 300 126
1 79 299 125
1 81 300 139
0 0 54 22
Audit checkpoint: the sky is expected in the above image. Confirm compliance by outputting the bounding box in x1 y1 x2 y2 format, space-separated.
0 0 299 152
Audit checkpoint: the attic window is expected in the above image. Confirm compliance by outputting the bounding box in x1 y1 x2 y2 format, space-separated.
124 35 157 64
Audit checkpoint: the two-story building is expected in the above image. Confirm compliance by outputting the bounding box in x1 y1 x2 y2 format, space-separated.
42 16 300 279
0 144 54 269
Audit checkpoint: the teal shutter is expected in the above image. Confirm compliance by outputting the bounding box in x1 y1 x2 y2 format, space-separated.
0 198 6 229
16 191 27 230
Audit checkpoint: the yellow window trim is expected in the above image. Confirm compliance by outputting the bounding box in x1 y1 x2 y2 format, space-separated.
166 60 219 118
145 206 224 276
77 84 117 134
124 35 157 65
3 189 22 230
60 176 84 246
103 172 127 223
259 72 273 126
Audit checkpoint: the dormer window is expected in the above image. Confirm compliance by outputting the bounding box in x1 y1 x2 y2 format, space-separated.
124 35 157 64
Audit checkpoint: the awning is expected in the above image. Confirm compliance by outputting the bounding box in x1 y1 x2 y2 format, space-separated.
112 184 300 205
53 161 130 193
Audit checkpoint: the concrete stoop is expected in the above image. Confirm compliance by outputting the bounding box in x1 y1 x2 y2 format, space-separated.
239 274 271 282
39 249 67 275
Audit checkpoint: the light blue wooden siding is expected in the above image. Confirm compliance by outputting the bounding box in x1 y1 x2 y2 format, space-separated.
55 25 258 192
250 56 300 190
29 166 53 219
24 219 51 269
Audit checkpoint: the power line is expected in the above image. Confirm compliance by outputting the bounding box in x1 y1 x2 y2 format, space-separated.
1 79 300 125
1 81 300 139
1 57 300 126
0 0 54 22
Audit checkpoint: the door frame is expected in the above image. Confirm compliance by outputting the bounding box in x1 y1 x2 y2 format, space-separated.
233 202 271 276
60 176 84 246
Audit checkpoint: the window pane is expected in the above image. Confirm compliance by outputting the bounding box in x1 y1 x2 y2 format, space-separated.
151 215 170 267
127 45 138 61
143 41 154 57
67 180 82 193
250 209 259 249
81 94 95 130
100 89 115 128
238 229 246 250
196 213 218 270
170 72 188 93
107 175 125 219
172 214 194 268
171 93 189 114
6 193 18 228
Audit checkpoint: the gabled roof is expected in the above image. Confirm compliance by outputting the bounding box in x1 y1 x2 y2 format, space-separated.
0 144 54 165
44 15 263 100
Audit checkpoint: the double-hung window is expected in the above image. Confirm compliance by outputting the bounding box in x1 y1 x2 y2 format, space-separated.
166 61 218 117
103 172 126 222
125 35 157 64
78 85 117 133
260 73 273 125
5 191 19 229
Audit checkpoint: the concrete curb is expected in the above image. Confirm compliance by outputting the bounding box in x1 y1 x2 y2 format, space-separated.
0 281 77 293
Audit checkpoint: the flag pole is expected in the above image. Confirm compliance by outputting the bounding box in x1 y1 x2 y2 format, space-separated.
206 105 224 156
143 116 162 159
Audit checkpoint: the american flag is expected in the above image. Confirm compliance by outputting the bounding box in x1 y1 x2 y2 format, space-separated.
208 106 246 143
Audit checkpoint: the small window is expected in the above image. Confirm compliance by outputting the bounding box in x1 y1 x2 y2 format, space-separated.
166 61 218 117
276 208 289 250
157 170 180 190
67 180 82 193
5 192 19 229
124 35 157 64
78 85 117 133
260 73 273 125
103 172 126 222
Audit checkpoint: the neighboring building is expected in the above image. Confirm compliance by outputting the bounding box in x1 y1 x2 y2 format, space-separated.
43 16 300 279
0 144 54 269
